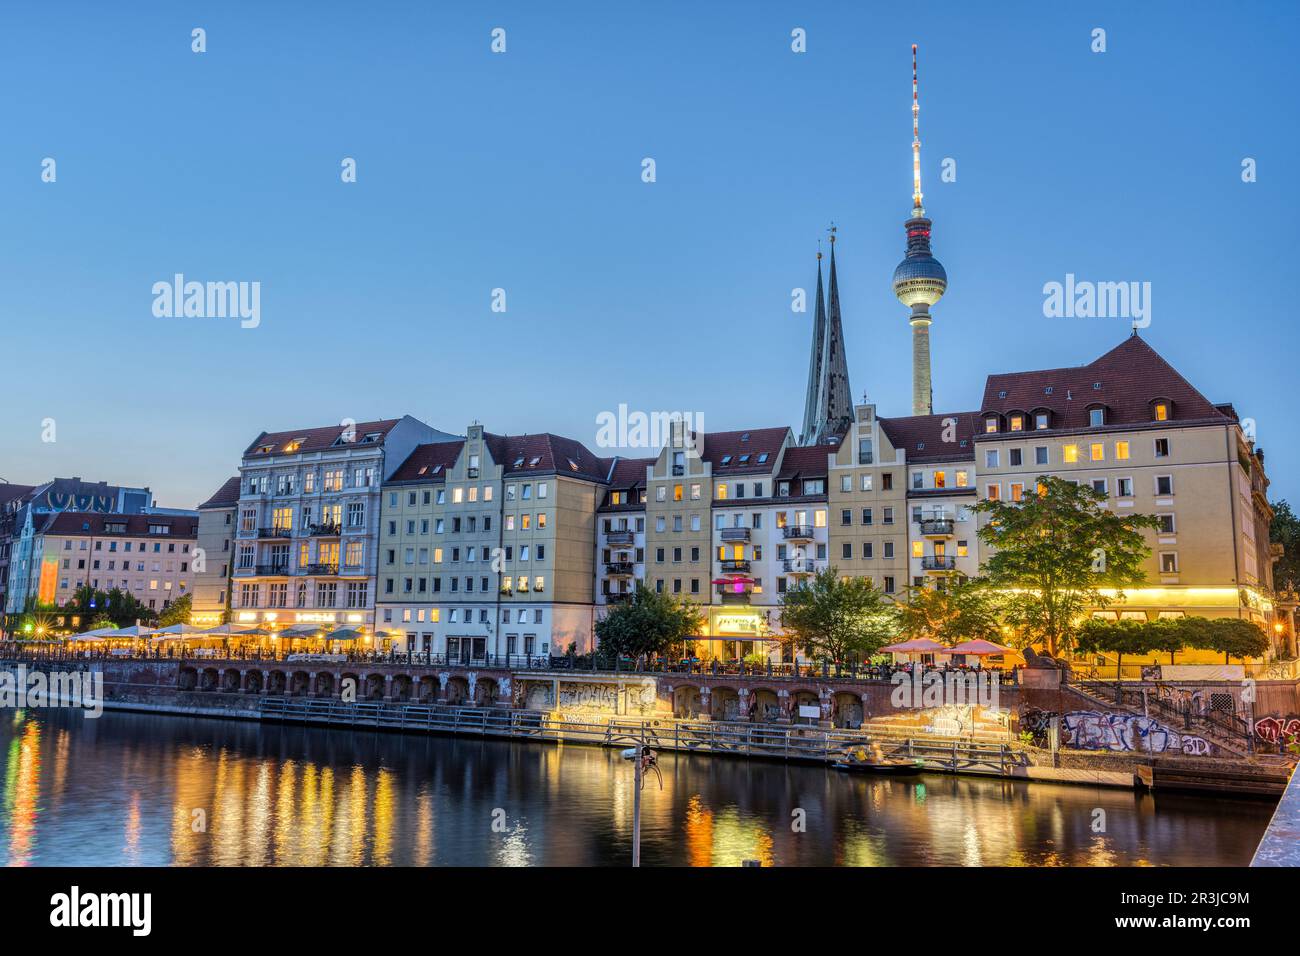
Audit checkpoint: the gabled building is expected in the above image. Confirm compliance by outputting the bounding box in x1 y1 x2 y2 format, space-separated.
190 476 241 627
231 416 455 636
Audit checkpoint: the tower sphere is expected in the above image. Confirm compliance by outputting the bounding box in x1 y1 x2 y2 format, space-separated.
892 252 947 308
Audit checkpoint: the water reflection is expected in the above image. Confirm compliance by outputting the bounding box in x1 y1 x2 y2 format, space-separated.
0 709 1274 867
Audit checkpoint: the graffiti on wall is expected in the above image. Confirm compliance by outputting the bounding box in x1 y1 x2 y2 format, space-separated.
1254 715 1300 746
1021 707 1211 755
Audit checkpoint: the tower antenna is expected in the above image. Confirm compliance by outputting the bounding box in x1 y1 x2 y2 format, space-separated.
912 44 923 214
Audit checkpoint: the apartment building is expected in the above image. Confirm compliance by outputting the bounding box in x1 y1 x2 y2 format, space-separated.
376 424 605 659
231 416 454 634
23 512 199 618
190 476 241 627
0 483 36 630
973 335 1277 640
595 457 652 606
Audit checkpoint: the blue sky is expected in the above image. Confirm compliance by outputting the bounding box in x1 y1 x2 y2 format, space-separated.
1 1 1297 509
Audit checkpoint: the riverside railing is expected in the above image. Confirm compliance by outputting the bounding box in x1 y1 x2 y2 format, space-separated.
257 697 1030 775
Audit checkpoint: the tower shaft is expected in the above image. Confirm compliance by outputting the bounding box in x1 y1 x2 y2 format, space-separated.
910 314 932 415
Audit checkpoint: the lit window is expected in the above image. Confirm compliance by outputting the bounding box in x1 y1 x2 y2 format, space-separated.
674 484 683 502
1009 414 1024 432
1153 402 1169 421
1034 412 1049 430
984 416 998 434
1090 443 1104 461
1010 483 1024 502
955 470 968 488
1115 441 1129 461
715 483 727 500
985 484 1001 501
1062 444 1079 463
911 541 923 558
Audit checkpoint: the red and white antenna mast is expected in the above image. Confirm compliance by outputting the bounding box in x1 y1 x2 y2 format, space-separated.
912 43 923 214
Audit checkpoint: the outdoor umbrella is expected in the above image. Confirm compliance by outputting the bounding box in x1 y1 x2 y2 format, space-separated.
279 625 323 637
199 623 264 638
325 627 362 641
939 639 1014 656
152 623 210 639
109 624 157 639
879 638 946 654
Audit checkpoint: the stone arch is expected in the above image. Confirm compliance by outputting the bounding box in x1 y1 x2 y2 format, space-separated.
313 672 334 696
391 674 413 702
178 667 198 691
242 670 263 694
339 672 360 699
417 675 439 703
266 670 287 694
199 667 220 691
751 688 781 723
363 673 387 700
474 677 499 706
710 686 741 722
221 668 242 693
445 675 470 705
791 689 820 724
673 685 702 718
832 691 864 729
290 671 311 696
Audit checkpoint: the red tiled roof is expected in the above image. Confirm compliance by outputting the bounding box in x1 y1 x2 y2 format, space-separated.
484 432 608 482
605 456 655 487
243 419 403 457
776 443 835 480
701 427 790 474
978 336 1231 433
38 513 199 538
197 476 241 510
879 412 980 463
388 440 466 483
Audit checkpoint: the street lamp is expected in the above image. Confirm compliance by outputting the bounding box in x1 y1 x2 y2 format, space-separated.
621 741 662 867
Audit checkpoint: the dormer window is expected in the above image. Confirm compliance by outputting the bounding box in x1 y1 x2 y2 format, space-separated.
256 444 274 454
757 453 769 464
984 416 999 434
360 432 382 444
1152 401 1169 422
1009 414 1024 432
513 457 525 468
1089 408 1106 427
283 438 304 453
528 456 541 467
740 433 751 442
738 454 750 464
720 455 732 466
1034 411 1049 430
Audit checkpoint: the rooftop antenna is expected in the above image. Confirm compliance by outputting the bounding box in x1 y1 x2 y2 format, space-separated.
911 43 923 215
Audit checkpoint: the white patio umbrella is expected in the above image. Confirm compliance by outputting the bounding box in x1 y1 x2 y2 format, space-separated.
152 623 210 639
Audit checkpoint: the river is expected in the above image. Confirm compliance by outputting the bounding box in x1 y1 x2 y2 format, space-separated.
0 708 1274 866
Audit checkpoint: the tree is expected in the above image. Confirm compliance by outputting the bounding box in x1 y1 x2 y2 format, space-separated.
778 568 898 662
157 594 192 627
1179 616 1270 664
1076 619 1184 679
64 585 157 627
974 475 1160 657
897 578 1002 645
594 583 703 660
1269 499 1300 594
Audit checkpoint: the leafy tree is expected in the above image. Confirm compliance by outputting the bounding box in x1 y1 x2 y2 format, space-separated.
778 568 898 663
974 475 1160 657
64 585 157 627
1269 499 1300 593
157 594 192 627
1178 616 1270 664
594 583 703 660
897 578 1002 645
1076 618 1184 678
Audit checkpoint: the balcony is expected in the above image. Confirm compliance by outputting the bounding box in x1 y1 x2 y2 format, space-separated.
308 523 341 537
720 559 751 574
605 592 632 604
716 590 751 605
606 530 635 547
300 562 339 576
921 555 957 572
257 527 294 539
719 528 751 543
782 525 814 542
254 563 291 576
605 561 635 576
783 558 817 575
919 518 954 537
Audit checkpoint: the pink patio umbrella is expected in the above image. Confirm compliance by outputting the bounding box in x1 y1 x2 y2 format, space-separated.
939 639 1015 656
879 638 947 654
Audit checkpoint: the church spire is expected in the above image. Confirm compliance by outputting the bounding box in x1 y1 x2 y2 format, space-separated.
801 225 854 445
799 246 827 447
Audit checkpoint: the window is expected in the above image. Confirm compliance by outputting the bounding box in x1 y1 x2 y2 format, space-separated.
1009 448 1022 467
957 540 969 558
1115 441 1129 461
858 439 873 465
1159 552 1178 573
714 483 726 500
1062 444 1079 463
912 471 923 490
984 416 998 434
841 509 852 526
1089 408 1105 427
1155 475 1173 496
911 541 923 558
1153 402 1169 422
985 449 999 468
985 484 1000 501
881 473 893 491
955 470 968 488
1034 446 1048 465
1010 482 1024 502
1090 443 1104 462
841 475 852 493
1091 479 1107 495
1157 514 1176 534
861 474 873 492
1116 477 1133 497
1154 438 1170 458
1009 414 1024 432
883 542 894 559
1034 412 1049 430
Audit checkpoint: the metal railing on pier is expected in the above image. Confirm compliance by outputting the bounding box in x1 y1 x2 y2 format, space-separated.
256 697 1030 775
